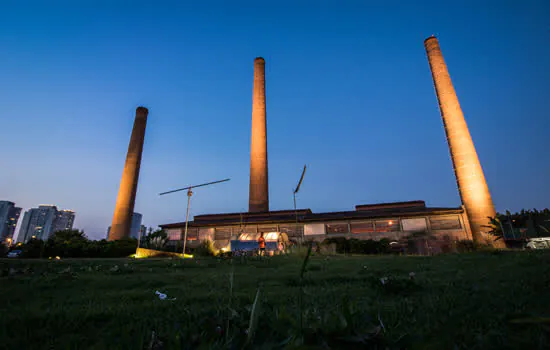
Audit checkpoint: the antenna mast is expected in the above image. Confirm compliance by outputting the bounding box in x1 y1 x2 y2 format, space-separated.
160 178 230 256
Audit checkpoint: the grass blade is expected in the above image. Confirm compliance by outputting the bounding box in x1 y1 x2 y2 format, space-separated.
299 241 313 337
245 285 262 346
300 241 313 279
225 259 235 345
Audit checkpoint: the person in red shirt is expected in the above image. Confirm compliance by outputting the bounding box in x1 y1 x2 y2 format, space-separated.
258 232 266 256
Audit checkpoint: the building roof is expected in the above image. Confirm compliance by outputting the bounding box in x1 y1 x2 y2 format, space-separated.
160 200 463 229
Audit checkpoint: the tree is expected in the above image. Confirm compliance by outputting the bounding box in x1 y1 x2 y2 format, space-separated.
485 216 504 241
20 237 45 258
49 229 88 244
47 229 89 258
486 208 550 243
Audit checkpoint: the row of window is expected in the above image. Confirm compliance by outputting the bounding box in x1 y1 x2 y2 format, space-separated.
326 219 402 234
325 216 462 234
211 224 304 240
166 216 463 241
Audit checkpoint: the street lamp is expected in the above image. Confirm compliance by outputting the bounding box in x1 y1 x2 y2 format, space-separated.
160 178 230 257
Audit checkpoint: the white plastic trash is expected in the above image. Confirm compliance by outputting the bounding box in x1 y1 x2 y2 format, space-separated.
155 290 176 301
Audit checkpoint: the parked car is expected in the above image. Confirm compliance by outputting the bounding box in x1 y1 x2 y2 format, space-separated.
525 237 550 250
7 250 22 258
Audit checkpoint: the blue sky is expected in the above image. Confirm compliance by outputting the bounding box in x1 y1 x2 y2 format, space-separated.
1 0 549 240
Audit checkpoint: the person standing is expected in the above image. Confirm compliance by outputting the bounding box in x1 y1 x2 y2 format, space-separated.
279 232 289 253
258 232 266 256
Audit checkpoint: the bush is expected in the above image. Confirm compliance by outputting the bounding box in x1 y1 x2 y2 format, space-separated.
21 238 46 258
321 238 393 255
16 235 138 259
142 229 168 250
455 239 475 253
194 240 218 257
0 243 8 257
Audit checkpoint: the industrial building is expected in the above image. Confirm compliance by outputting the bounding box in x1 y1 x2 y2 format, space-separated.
161 200 471 252
161 37 498 251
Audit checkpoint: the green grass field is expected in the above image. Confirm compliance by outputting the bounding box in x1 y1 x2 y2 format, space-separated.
1 251 549 349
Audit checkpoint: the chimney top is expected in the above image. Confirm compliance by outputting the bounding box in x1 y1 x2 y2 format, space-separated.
136 106 148 117
424 35 438 43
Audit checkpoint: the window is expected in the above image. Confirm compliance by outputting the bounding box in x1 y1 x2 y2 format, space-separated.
401 218 427 232
238 225 257 234
166 228 182 241
214 227 232 240
279 224 304 238
258 225 277 234
185 228 198 241
375 219 400 232
304 223 325 236
325 223 349 234
198 228 214 241
350 221 375 234
429 216 461 230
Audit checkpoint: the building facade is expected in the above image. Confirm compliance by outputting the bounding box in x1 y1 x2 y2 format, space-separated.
130 212 143 239
17 205 76 243
18 205 58 242
0 201 22 243
140 225 147 239
52 210 76 233
161 201 472 254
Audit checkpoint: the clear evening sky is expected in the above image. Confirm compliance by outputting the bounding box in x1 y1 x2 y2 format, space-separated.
1 1 548 240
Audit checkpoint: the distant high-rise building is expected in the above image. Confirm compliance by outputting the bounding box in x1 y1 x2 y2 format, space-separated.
0 201 22 243
106 212 143 240
7 207 21 241
52 210 76 233
17 205 75 243
18 205 58 242
130 212 143 239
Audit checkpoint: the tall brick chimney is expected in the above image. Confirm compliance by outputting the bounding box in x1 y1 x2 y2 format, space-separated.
249 57 269 212
109 107 148 240
424 37 501 247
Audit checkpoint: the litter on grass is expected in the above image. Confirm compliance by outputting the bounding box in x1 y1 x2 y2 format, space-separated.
155 290 176 301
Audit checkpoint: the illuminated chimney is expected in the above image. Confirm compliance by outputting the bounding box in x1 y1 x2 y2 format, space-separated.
249 57 269 212
424 37 501 246
109 107 148 241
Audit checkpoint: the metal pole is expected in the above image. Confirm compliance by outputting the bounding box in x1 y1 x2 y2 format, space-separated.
508 214 516 240
294 192 301 243
293 165 307 244
182 188 193 256
497 217 507 241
